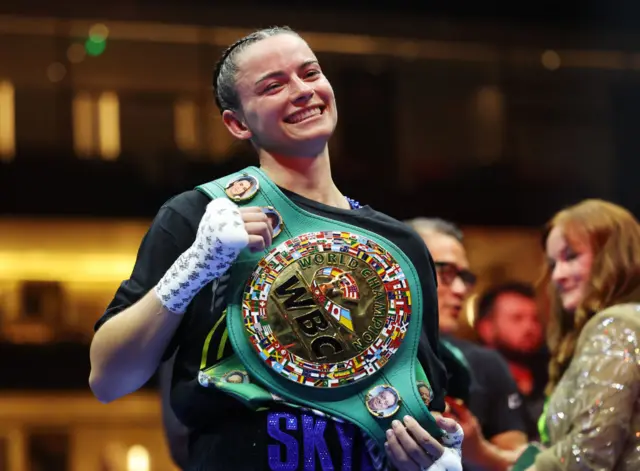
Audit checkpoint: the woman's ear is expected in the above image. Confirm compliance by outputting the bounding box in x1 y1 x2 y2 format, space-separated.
222 110 252 141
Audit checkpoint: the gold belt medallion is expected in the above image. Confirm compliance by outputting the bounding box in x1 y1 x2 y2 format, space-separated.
242 231 412 387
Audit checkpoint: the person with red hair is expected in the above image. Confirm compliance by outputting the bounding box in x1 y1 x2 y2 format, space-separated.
526 199 640 471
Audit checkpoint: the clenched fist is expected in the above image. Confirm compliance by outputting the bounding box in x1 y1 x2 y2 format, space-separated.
239 206 274 253
155 198 252 314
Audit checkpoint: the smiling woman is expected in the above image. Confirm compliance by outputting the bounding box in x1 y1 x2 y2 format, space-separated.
214 27 338 161
89 26 455 471
517 199 640 471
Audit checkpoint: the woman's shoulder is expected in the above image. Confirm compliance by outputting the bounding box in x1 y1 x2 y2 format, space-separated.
577 303 640 352
586 303 640 331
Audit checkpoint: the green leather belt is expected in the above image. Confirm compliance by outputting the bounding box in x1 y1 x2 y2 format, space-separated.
196 166 441 448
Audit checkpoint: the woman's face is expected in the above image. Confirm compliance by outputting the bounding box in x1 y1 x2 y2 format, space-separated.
223 34 338 157
229 179 251 196
546 225 594 312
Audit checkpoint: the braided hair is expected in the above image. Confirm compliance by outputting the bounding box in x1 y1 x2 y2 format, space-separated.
212 26 300 113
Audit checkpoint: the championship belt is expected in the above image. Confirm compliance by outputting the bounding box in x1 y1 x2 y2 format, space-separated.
195 167 442 448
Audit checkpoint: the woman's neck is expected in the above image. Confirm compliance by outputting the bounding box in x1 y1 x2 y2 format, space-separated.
259 150 350 210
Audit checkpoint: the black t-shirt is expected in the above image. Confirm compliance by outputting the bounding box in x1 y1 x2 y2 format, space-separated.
493 346 549 441
96 187 446 471
442 336 526 445
441 337 526 471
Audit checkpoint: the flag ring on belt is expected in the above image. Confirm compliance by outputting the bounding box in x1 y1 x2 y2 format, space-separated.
242 231 412 388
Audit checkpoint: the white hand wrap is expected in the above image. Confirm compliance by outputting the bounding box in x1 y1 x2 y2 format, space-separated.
154 198 248 314
440 422 464 456
422 423 464 471
426 448 462 471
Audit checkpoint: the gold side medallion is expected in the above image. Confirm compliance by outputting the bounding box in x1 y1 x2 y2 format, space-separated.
262 206 284 238
225 174 259 202
365 384 402 418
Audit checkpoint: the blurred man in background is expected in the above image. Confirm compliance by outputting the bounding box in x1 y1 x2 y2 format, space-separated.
406 218 527 471
476 283 549 440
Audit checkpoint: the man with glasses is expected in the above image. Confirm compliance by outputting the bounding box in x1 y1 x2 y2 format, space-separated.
406 218 528 471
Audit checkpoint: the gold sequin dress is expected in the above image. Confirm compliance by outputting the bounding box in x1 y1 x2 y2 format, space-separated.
535 303 640 471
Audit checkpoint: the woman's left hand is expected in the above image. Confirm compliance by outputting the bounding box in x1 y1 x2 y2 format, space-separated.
385 414 463 471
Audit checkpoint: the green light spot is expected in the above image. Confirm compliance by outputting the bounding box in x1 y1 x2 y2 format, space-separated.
85 37 106 56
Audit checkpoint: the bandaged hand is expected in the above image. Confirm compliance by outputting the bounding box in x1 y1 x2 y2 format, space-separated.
434 417 464 470
385 415 463 471
155 198 272 314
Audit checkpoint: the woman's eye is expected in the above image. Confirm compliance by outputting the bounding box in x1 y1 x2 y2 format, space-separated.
565 251 578 261
264 83 281 92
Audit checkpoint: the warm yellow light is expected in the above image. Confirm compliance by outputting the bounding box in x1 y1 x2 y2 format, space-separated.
465 293 478 327
67 43 87 63
0 251 135 283
473 85 504 164
73 91 95 158
98 91 121 160
541 50 561 70
0 80 16 161
89 23 110 40
174 99 199 153
126 444 150 471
